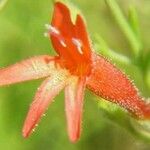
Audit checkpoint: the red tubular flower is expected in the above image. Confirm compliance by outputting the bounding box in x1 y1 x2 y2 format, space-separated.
0 2 150 142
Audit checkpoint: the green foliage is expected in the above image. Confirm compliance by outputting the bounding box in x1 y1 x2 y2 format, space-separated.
105 0 142 57
0 0 8 11
0 0 150 150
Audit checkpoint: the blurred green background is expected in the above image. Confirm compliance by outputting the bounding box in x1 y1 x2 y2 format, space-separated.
0 0 150 149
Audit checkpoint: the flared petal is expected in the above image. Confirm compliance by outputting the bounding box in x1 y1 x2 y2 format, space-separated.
22 69 69 138
65 76 86 142
0 55 56 86
87 53 150 119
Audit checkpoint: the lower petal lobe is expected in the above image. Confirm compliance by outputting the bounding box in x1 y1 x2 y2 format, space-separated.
22 69 69 137
0 55 56 86
65 76 86 142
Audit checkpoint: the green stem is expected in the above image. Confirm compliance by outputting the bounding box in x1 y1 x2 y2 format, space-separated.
105 0 142 57
94 35 131 66
98 99 150 142
128 5 140 38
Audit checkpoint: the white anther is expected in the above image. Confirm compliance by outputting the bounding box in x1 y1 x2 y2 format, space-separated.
72 38 83 54
45 24 60 34
44 24 67 47
60 40 67 47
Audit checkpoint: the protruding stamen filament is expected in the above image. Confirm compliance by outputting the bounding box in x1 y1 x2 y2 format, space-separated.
45 24 60 35
44 24 67 47
72 38 83 54
60 40 67 47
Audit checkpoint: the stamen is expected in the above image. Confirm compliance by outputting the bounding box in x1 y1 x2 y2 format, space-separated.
44 24 67 47
45 24 60 35
60 40 67 47
72 38 83 54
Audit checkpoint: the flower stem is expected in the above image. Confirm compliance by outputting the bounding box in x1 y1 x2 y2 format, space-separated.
98 99 150 142
105 0 142 57
128 5 140 39
94 35 131 66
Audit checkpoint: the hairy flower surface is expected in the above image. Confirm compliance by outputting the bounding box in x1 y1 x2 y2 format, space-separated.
0 2 150 142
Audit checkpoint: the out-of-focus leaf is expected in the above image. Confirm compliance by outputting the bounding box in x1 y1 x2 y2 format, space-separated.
128 5 140 38
98 99 150 142
0 0 8 11
94 34 131 66
105 0 142 57
146 63 150 90
131 119 150 139
136 50 150 92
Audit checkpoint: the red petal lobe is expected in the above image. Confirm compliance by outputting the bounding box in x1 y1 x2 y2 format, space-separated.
75 15 91 58
65 76 86 142
22 70 69 138
0 56 55 86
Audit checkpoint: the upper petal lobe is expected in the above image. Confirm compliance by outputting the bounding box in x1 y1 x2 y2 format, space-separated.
50 2 92 76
